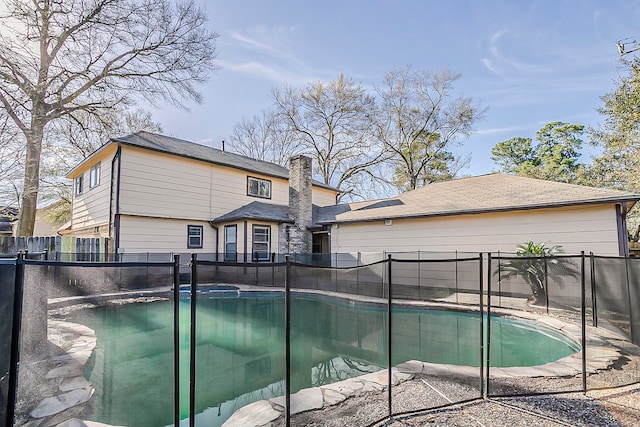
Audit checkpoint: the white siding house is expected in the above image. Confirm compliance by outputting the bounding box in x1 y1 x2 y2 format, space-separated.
68 133 640 258
66 132 339 257
317 174 640 257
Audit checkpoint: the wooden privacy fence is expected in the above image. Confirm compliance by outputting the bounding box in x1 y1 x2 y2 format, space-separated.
0 236 109 258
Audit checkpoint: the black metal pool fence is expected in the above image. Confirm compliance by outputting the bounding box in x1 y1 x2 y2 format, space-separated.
2 252 640 427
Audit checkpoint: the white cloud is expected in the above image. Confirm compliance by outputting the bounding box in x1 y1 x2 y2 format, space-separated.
475 125 530 135
218 59 317 87
218 25 346 87
229 30 289 58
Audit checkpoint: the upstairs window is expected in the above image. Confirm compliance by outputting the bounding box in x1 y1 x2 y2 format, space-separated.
247 176 271 199
89 162 101 189
75 175 83 195
187 225 203 248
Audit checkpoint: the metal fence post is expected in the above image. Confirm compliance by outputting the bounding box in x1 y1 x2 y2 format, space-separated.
590 252 598 327
387 253 392 417
624 255 637 345
285 255 291 427
189 253 198 427
455 250 459 304
497 251 502 307
173 254 181 427
486 253 492 397
544 254 549 314
581 251 587 392
417 250 421 300
7 252 25 427
479 253 485 399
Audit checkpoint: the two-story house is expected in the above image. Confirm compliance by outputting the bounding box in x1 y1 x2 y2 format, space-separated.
66 131 338 259
68 131 640 259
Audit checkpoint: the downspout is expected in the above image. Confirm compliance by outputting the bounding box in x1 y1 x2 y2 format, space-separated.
243 220 248 263
325 224 332 255
109 144 122 254
209 222 219 261
616 203 630 257
114 144 123 254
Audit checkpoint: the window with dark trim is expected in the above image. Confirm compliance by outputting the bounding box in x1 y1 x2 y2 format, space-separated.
75 175 83 195
252 225 270 261
247 176 271 199
89 162 101 189
224 225 237 262
187 225 203 248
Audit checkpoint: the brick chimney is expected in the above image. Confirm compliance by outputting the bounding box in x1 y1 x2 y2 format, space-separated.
288 155 313 253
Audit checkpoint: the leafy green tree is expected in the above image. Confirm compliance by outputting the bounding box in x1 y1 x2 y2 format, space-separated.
496 241 579 306
534 122 585 182
391 132 466 191
491 122 586 183
589 59 640 192
490 137 538 175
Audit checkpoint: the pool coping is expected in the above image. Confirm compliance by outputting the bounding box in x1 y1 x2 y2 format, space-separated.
38 284 627 427
15 320 98 427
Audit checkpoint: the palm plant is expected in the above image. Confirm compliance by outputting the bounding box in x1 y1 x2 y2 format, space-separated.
496 241 579 305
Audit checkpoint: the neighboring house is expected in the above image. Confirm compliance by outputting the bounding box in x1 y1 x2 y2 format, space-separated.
66 132 339 258
33 200 69 236
0 206 17 236
316 174 640 257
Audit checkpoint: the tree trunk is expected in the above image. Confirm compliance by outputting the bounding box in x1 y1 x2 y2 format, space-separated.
16 126 45 236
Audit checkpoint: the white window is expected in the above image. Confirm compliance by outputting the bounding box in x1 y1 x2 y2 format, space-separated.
89 162 101 189
187 225 203 248
224 225 237 262
75 175 83 195
247 176 271 199
252 225 270 261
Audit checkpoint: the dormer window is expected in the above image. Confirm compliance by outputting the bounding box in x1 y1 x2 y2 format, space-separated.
247 176 271 199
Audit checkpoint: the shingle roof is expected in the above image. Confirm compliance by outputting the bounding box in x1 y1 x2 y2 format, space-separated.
210 201 294 224
316 174 640 224
0 206 17 222
111 131 337 191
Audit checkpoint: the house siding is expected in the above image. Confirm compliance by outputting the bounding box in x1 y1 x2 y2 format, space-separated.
118 146 306 221
330 204 620 256
70 146 116 235
312 187 338 207
118 216 216 253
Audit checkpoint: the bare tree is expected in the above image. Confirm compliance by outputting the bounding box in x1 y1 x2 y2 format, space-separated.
0 114 24 207
0 0 218 235
229 109 301 166
374 66 484 191
42 108 163 203
273 74 387 200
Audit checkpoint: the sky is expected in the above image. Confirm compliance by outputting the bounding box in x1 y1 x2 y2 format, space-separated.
154 0 640 177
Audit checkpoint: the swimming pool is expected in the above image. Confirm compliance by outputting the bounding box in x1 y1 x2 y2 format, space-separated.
61 291 579 426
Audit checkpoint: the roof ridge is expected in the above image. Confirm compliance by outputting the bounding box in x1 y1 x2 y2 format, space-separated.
120 131 288 169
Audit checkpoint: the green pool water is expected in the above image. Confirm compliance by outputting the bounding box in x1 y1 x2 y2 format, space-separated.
62 292 579 426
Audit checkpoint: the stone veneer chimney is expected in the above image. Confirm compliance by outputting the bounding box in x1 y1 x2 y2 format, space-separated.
288 155 313 253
